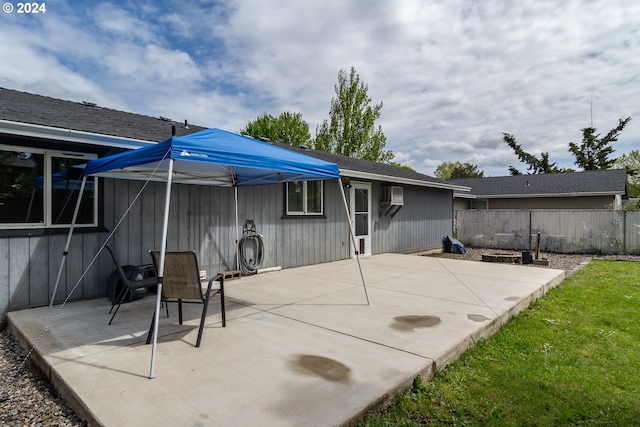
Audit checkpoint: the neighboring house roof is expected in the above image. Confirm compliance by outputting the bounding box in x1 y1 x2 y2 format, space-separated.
450 169 627 199
0 86 468 192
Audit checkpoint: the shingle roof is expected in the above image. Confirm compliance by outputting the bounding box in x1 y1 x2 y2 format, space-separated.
450 169 627 197
0 86 463 189
270 141 455 187
0 87 207 141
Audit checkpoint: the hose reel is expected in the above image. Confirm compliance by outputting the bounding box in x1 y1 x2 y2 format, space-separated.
238 219 264 275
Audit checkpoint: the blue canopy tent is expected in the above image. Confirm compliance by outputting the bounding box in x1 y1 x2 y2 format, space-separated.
51 128 368 378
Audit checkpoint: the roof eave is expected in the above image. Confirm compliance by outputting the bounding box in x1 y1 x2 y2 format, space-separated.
341 169 471 191
469 191 625 198
0 119 154 149
453 192 477 199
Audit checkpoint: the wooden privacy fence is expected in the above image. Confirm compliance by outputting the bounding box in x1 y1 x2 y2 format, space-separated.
454 209 640 255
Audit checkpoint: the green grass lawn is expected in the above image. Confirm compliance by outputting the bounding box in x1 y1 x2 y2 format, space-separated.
359 260 640 426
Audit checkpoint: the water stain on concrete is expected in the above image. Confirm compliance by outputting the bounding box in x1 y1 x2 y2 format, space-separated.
390 315 441 331
290 355 351 383
505 296 520 301
467 314 490 322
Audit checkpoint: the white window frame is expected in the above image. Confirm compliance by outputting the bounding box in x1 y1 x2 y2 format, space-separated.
285 180 324 216
0 144 98 229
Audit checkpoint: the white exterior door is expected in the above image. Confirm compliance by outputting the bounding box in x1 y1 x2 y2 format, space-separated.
350 181 372 257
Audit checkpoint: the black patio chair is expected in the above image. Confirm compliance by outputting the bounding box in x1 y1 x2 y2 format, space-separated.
105 245 158 325
146 251 225 348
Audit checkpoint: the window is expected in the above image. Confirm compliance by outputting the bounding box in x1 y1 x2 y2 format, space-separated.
0 145 97 228
286 180 323 215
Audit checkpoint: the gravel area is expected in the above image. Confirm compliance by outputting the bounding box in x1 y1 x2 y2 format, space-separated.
422 247 640 276
0 328 83 426
2 248 640 426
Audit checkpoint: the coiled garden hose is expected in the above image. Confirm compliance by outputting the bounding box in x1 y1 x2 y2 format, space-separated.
238 232 265 274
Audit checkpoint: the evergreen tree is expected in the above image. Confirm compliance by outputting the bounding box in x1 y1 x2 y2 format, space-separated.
568 117 631 170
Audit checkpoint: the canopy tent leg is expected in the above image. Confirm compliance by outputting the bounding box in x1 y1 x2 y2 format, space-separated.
49 176 87 308
337 178 370 305
149 158 175 379
234 185 239 272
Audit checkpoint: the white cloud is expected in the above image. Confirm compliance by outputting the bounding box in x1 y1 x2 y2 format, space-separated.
1 0 639 177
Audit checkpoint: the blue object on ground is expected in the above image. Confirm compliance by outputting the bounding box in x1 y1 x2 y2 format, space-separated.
443 235 466 254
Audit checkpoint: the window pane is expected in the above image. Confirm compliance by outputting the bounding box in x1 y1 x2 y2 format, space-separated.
306 181 322 214
51 157 95 225
355 188 368 212
355 213 368 236
287 181 303 213
0 150 44 224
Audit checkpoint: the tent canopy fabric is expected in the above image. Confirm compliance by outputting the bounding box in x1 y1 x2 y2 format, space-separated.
84 128 340 185
68 127 356 378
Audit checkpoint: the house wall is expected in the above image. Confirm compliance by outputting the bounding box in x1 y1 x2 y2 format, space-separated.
454 196 616 210
0 178 354 321
453 198 470 210
0 178 453 322
371 183 452 254
486 196 614 210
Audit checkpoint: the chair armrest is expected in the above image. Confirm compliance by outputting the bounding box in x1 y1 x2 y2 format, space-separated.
205 273 224 294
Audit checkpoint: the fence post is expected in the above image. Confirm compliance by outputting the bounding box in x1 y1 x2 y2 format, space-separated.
623 210 627 254
529 210 533 251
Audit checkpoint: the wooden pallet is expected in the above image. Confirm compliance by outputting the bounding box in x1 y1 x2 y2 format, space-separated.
481 254 522 264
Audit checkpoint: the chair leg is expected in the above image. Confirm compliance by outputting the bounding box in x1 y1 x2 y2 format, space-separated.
146 309 156 345
196 296 211 348
219 278 226 327
178 300 183 324
108 286 131 325
109 285 128 314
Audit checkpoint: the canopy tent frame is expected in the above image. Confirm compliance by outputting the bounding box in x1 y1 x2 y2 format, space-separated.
49 128 368 379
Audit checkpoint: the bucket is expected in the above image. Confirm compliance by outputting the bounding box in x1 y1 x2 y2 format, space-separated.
522 251 533 264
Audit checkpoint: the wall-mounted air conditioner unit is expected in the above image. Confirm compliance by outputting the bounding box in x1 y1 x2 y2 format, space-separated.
380 186 404 217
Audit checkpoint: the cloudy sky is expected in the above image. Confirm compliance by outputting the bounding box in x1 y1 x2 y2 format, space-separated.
1 0 638 176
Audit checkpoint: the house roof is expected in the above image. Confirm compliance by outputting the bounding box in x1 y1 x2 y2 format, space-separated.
0 86 467 191
0 87 207 145
450 169 627 199
271 141 468 191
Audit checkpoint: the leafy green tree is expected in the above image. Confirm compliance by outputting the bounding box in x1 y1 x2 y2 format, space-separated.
435 161 484 179
434 161 460 180
389 162 416 172
315 67 394 163
450 163 484 179
613 150 640 198
503 133 565 175
568 117 632 170
241 112 311 146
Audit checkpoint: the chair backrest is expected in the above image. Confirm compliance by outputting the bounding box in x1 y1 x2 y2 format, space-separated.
149 251 204 301
105 245 133 285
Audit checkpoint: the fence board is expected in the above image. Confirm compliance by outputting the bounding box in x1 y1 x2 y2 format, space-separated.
455 209 640 254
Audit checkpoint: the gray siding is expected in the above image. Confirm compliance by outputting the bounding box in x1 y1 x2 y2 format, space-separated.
454 196 615 210
488 196 614 210
372 183 452 254
0 178 453 322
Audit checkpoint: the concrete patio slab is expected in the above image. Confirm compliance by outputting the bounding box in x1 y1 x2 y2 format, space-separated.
8 253 565 427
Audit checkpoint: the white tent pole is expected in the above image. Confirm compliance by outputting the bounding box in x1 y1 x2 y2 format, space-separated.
234 185 239 272
50 176 87 308
337 178 369 305
26 189 36 222
150 158 174 379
